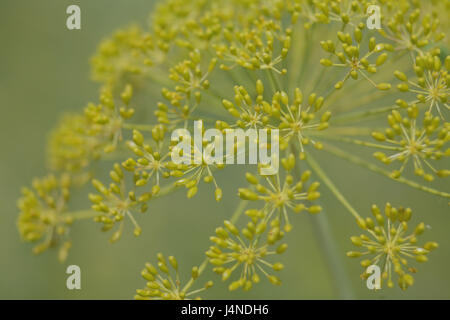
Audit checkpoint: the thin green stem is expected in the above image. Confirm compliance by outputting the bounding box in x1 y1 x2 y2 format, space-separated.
310 210 355 299
321 143 450 198
306 152 363 220
297 26 312 88
267 69 281 93
230 199 249 224
331 105 400 125
181 258 209 293
155 184 181 198
64 209 98 221
291 144 354 299
315 135 404 151
122 123 155 132
310 126 374 136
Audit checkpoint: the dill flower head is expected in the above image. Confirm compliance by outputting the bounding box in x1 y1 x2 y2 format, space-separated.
394 53 449 119
135 253 213 300
169 121 226 201
371 106 449 180
89 163 150 242
220 81 272 130
274 89 329 154
214 11 293 74
239 154 322 232
297 0 373 28
17 0 450 296
122 126 171 194
84 85 135 151
17 174 74 262
158 51 217 128
47 114 96 172
91 26 157 85
381 5 446 54
208 218 287 291
320 26 392 90
48 84 136 174
347 203 438 290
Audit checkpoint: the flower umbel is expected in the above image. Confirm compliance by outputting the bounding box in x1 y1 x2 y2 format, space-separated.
371 106 449 181
90 163 148 242
17 174 73 262
16 0 450 297
135 254 213 300
394 53 449 119
347 203 438 290
320 26 392 90
122 126 172 195
239 154 322 232
208 218 287 291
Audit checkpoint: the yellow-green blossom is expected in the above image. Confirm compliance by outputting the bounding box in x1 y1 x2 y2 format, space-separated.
371 106 449 181
208 218 287 291
347 203 438 290
135 253 213 300
394 53 449 119
17 174 74 262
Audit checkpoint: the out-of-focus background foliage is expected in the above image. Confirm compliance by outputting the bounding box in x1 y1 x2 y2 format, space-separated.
0 0 448 299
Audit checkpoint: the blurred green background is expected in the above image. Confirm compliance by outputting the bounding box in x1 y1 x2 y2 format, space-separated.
0 0 448 299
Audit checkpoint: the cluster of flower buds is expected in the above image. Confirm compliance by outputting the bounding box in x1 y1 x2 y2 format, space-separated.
48 114 99 172
135 253 213 300
48 84 136 173
273 88 329 155
299 0 372 29
122 126 171 194
171 124 225 202
214 15 292 74
91 26 157 85
17 174 74 262
90 163 149 242
320 25 392 90
156 51 217 128
380 7 445 54
347 203 438 290
208 218 287 291
219 81 329 158
239 153 322 232
371 106 449 181
220 82 271 130
394 53 449 119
